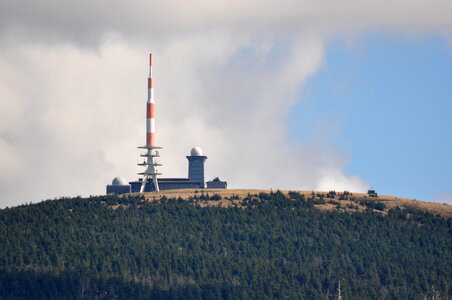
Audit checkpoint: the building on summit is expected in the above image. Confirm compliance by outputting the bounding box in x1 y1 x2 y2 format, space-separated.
206 177 228 189
106 54 227 195
106 147 227 194
187 147 207 186
106 177 131 194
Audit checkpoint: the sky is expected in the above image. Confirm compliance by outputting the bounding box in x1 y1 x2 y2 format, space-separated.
289 34 452 203
0 0 451 208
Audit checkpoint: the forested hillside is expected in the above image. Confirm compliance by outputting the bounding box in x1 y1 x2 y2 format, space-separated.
0 191 450 299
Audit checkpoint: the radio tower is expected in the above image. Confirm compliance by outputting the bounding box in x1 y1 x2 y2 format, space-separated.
138 53 162 192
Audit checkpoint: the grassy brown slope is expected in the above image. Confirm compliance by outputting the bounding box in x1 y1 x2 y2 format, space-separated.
135 189 451 217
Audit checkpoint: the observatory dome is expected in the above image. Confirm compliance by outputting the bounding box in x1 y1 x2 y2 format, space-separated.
112 176 129 186
190 146 204 156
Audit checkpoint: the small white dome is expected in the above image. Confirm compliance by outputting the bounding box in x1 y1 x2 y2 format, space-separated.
190 146 204 156
112 176 128 186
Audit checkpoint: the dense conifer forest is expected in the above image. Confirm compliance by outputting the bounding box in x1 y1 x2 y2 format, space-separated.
0 191 450 299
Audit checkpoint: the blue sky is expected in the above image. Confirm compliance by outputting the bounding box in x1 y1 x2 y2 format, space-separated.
289 34 452 202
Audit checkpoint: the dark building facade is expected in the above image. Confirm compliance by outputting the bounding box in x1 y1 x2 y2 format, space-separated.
129 178 201 192
187 155 207 188
106 184 131 194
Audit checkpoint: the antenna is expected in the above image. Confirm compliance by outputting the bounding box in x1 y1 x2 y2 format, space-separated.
138 53 162 192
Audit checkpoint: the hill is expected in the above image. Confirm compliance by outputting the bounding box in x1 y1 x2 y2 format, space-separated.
141 189 452 217
0 190 450 299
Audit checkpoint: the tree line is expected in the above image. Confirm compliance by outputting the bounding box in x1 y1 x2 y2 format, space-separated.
0 191 450 299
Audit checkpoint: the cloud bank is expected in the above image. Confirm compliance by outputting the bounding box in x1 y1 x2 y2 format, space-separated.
0 0 451 207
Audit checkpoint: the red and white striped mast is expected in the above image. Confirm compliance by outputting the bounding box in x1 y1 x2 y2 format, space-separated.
138 53 162 192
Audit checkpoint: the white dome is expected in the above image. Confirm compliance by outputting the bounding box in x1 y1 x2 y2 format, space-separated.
112 176 128 186
190 146 204 156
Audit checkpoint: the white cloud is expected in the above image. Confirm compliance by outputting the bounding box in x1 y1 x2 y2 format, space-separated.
0 0 451 207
